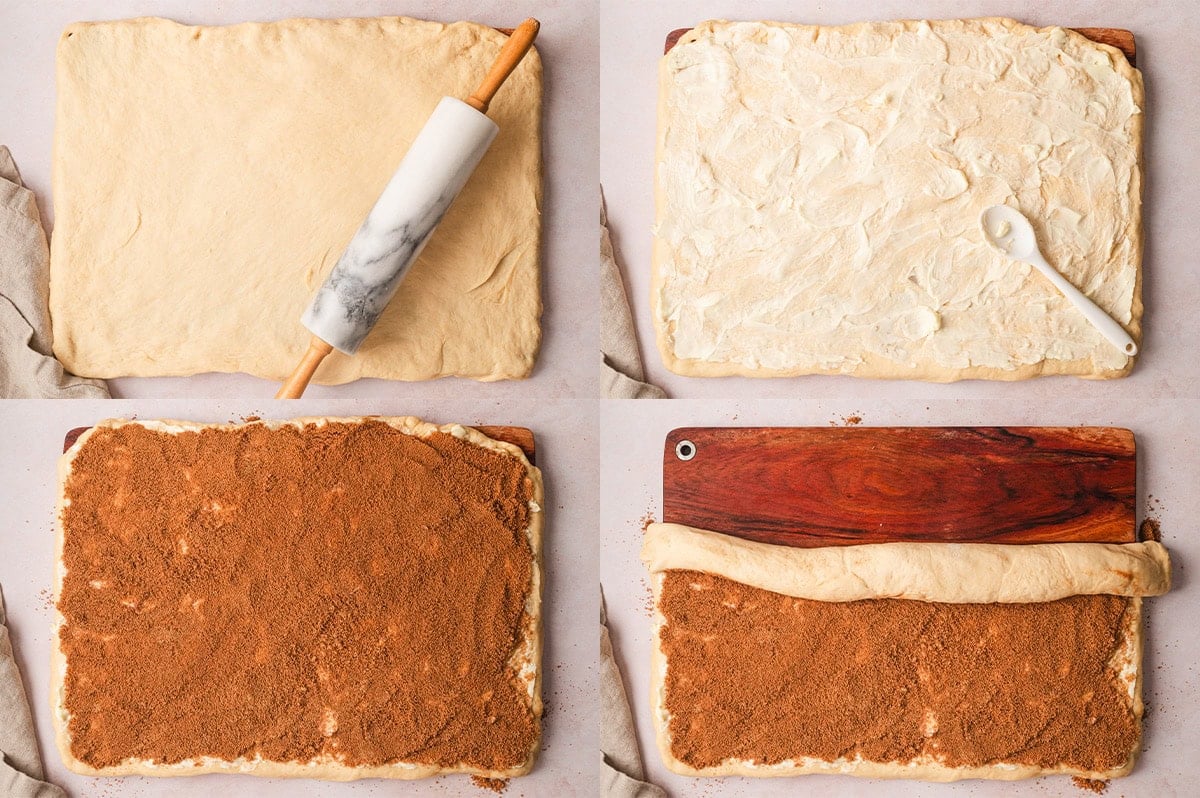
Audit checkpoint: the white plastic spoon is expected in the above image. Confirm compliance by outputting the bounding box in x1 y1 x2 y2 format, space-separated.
980 205 1138 358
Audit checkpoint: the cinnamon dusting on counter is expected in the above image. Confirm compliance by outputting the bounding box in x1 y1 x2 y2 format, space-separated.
1073 776 1109 794
658 571 1138 773
58 420 538 772
471 775 509 793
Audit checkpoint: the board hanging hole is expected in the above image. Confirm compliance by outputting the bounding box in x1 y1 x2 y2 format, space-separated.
676 440 696 461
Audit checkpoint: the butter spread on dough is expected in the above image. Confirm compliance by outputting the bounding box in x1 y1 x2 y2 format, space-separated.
653 18 1143 381
641 523 1171 603
53 417 544 780
51 17 542 383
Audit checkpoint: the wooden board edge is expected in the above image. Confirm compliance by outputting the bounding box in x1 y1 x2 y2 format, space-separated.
63 422 535 463
663 425 1135 449
475 425 536 462
63 426 88 452
664 25 1136 65
664 27 689 53
1072 27 1136 64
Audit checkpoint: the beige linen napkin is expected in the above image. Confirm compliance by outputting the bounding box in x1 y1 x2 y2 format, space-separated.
1 588 67 798
601 590 667 798
0 146 108 398
601 192 666 399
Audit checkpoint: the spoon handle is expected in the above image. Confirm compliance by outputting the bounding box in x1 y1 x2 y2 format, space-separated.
1029 255 1139 357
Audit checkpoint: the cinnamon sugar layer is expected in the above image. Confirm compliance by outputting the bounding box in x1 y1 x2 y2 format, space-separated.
658 571 1137 773
57 419 538 773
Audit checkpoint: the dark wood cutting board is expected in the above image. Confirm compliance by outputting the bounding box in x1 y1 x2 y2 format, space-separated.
663 427 1135 547
665 26 1136 65
64 423 535 463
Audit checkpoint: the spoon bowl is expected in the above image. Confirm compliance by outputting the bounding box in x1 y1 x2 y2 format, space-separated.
980 205 1037 260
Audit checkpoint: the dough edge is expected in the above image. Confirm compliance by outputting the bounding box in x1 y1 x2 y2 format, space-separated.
651 17 1145 382
641 523 1170 603
52 416 544 780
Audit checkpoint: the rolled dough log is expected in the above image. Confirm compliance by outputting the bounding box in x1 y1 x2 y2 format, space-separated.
642 523 1171 603
50 17 542 383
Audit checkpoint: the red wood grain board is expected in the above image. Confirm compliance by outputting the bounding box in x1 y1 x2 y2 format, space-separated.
663 427 1135 547
64 423 535 463
665 26 1136 65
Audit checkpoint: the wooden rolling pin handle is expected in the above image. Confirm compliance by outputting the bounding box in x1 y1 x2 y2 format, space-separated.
275 336 334 399
465 18 540 114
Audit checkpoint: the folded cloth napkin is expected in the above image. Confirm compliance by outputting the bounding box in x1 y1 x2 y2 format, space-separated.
601 589 667 798
0 146 108 398
1 587 68 798
600 192 666 399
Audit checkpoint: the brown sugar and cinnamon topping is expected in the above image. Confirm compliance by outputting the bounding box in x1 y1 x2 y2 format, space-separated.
658 571 1138 773
57 420 539 772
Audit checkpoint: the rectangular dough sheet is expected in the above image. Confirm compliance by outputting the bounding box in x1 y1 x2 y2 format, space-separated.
51 17 542 383
642 524 1169 781
653 18 1143 381
53 417 544 780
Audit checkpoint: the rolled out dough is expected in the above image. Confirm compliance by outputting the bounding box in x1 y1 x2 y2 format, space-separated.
641 523 1171 603
50 17 542 383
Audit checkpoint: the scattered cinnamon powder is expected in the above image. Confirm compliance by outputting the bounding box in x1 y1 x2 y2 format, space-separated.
58 420 539 773
640 579 655 618
658 571 1138 773
1073 776 1109 794
639 511 656 532
829 413 863 426
471 775 509 793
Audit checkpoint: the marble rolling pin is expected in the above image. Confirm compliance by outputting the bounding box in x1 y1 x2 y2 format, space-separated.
276 18 540 398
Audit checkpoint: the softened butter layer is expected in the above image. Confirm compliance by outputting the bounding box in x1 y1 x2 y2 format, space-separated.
655 18 1142 376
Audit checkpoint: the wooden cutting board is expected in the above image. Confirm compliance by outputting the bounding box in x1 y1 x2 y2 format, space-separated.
665 26 1136 64
663 427 1135 546
64 423 535 463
